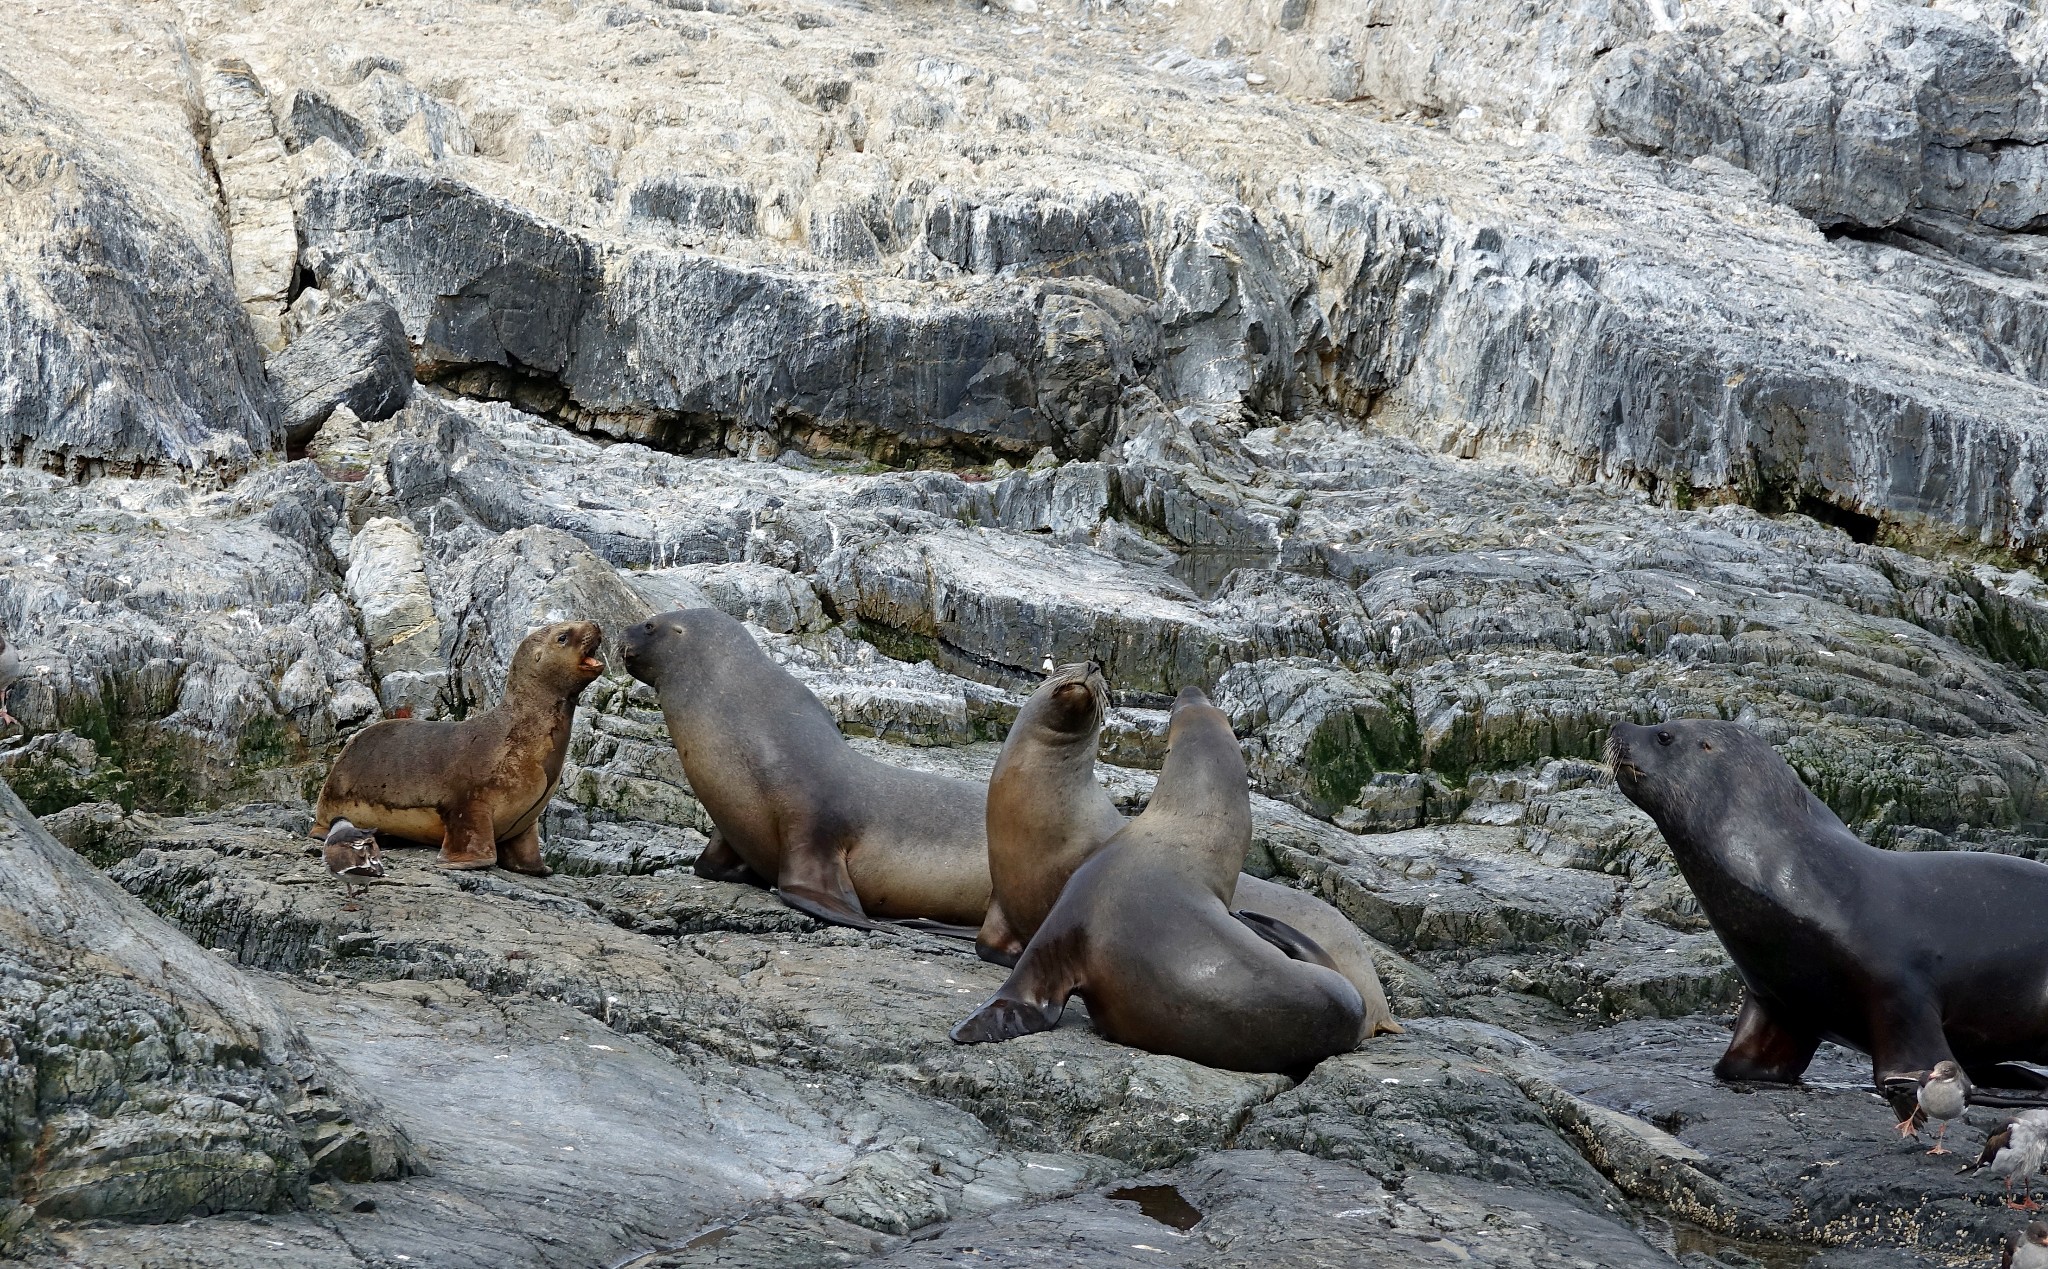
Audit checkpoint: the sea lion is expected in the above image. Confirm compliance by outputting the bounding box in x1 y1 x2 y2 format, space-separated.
951 687 1365 1075
312 621 604 876
980 661 1399 1040
617 607 989 929
1609 718 2048 1096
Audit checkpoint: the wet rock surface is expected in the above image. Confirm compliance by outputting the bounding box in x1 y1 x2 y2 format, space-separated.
8 0 2048 1263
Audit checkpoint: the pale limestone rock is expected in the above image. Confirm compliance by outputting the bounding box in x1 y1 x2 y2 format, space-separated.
343 515 446 716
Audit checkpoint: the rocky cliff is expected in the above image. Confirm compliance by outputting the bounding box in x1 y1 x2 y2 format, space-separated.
4 0 2048 1264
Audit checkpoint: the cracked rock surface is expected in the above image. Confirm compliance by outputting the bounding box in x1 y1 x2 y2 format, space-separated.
7 0 2048 1263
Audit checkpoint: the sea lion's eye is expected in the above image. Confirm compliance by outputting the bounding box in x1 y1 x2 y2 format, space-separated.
556 633 568 645
1657 731 1673 746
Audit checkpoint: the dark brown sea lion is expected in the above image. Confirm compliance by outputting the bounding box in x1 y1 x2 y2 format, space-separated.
952 687 1365 1075
980 661 1398 1040
617 607 989 929
1609 718 2048 1098
312 621 604 876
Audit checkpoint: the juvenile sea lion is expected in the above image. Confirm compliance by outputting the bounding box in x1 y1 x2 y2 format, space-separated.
312 621 604 876
1609 719 2048 1096
980 661 1398 1040
952 687 1365 1075
618 607 989 929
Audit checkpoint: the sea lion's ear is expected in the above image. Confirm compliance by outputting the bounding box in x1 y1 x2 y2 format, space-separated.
1700 740 1714 751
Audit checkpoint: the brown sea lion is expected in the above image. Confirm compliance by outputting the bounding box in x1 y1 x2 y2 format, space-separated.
980 661 1399 1040
617 607 989 929
952 686 1365 1075
312 621 604 876
1609 719 2048 1104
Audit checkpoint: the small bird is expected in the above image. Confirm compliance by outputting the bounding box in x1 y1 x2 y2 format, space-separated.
0 632 20 727
1972 1110 2048 1210
322 819 386 911
1905 1061 1971 1155
2006 1220 2048 1269
1041 655 1056 676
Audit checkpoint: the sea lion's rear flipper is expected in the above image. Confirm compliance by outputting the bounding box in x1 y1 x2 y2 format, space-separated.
951 992 1066 1044
497 824 553 878
775 840 876 930
438 799 499 870
694 828 770 887
975 901 1025 968
1713 989 1820 1083
886 918 983 941
1233 910 1342 973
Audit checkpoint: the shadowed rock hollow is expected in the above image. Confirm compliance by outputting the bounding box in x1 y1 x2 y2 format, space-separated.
5 0 2048 1264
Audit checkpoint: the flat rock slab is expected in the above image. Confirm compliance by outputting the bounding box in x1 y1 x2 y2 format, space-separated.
629 1150 1680 1269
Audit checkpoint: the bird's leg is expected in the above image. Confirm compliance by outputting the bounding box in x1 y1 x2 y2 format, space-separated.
2008 1176 2041 1212
1927 1122 1950 1156
1894 1115 1919 1139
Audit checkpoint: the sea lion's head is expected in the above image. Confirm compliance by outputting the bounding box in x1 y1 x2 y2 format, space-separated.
1606 719 1805 840
509 620 606 700
619 607 757 702
1021 661 1109 742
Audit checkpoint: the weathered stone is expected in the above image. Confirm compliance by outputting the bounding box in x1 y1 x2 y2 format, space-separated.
268 301 415 448
0 778 411 1244
201 60 298 352
0 49 276 474
342 516 447 716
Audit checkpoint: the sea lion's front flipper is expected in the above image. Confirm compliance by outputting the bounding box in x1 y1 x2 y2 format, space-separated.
438 799 499 870
694 828 770 887
1868 995 1958 1121
497 824 553 877
1233 910 1342 972
1713 989 1820 1083
775 839 876 930
975 901 1026 968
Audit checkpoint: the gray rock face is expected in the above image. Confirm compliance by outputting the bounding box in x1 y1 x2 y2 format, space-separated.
1592 7 2048 231
0 64 276 475
10 0 2048 1263
0 780 409 1251
268 301 415 448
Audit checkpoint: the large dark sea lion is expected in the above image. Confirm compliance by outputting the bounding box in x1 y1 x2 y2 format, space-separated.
618 607 990 929
981 661 1398 1040
312 621 604 876
952 687 1365 1075
1609 718 2048 1094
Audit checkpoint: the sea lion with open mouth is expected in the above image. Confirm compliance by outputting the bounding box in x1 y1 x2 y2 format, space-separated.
312 621 605 876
